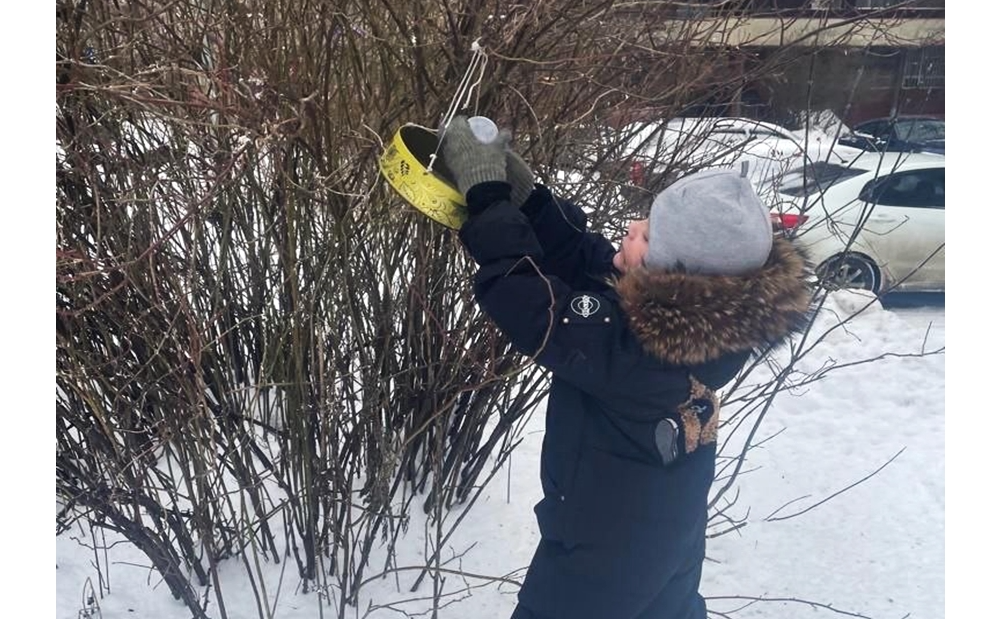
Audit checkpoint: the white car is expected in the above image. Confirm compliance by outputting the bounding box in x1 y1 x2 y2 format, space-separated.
769 152 945 294
612 117 864 202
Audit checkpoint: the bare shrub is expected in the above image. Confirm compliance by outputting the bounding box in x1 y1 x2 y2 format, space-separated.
56 1 939 617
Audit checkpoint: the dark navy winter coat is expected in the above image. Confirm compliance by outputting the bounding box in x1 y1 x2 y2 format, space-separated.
458 182 811 619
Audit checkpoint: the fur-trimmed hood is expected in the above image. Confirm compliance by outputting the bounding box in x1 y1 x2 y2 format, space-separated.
613 236 813 366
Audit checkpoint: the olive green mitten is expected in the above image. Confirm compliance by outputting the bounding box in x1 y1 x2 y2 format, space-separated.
506 149 535 208
440 116 509 195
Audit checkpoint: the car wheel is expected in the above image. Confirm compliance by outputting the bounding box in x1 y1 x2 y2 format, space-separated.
816 253 882 294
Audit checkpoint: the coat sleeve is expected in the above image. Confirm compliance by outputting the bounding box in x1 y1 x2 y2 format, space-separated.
519 184 618 289
458 182 644 399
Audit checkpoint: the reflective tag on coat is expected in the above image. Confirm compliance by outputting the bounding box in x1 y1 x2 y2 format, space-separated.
561 293 612 325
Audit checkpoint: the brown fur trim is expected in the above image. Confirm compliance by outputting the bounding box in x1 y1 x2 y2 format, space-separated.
613 236 813 366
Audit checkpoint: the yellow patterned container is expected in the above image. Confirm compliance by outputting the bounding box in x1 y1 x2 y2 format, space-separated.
378 124 468 230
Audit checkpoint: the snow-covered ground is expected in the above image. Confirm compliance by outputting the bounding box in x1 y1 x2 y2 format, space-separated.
55 290 947 619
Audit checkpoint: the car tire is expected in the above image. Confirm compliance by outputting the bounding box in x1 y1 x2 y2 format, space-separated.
816 253 883 295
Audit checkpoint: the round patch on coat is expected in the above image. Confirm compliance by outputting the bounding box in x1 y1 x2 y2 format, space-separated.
569 294 601 318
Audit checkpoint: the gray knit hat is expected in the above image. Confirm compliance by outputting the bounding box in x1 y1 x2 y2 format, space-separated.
645 168 772 276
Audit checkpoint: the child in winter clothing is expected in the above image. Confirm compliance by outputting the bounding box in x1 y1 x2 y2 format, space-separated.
439 116 811 619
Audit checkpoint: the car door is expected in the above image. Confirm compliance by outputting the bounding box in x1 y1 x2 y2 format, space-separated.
854 167 945 290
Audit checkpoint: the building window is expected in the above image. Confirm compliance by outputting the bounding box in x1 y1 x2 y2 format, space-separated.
903 46 944 89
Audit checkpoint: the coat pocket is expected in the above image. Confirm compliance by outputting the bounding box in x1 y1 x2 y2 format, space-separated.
536 446 586 550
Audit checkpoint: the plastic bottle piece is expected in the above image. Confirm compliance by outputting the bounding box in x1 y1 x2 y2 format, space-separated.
468 116 498 144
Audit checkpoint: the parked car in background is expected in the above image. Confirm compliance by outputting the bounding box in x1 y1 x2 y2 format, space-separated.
769 151 945 294
611 116 864 205
839 116 945 154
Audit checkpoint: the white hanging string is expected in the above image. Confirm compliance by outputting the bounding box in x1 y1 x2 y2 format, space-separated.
426 40 488 173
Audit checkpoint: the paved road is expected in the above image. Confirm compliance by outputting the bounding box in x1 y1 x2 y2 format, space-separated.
882 291 945 309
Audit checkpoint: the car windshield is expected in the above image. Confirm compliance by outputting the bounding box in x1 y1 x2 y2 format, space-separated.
895 119 945 142
776 161 869 197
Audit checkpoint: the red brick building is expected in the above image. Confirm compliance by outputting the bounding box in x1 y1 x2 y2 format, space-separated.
710 0 945 125
625 0 945 128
